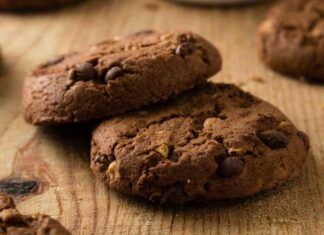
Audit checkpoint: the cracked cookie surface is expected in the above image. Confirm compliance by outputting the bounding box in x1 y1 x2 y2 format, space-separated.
257 0 324 82
0 194 71 234
23 30 221 125
0 0 81 10
91 83 309 204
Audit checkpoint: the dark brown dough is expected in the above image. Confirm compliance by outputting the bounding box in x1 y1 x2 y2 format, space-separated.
91 82 310 204
23 30 221 124
257 0 324 82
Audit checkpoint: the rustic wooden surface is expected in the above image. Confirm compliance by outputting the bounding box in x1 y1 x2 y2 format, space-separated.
0 0 323 234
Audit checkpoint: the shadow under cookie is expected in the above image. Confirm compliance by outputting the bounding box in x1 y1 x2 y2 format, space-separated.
0 0 85 11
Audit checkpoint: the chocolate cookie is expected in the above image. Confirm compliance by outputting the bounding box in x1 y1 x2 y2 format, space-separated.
0 194 71 234
257 0 324 82
0 0 81 10
23 31 221 125
91 83 309 204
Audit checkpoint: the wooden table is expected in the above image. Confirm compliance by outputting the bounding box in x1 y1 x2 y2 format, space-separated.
0 0 323 234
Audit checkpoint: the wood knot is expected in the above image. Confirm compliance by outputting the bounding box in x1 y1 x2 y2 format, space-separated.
0 177 38 196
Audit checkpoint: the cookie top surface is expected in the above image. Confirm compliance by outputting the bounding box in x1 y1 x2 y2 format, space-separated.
23 30 221 125
0 194 71 234
257 0 324 82
91 83 309 204
0 0 80 10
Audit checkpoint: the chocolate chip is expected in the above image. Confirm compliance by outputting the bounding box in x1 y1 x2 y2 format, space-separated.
105 66 123 82
94 155 109 172
43 55 64 67
258 130 289 149
175 43 194 57
75 62 97 81
178 34 196 43
218 157 244 177
94 155 108 166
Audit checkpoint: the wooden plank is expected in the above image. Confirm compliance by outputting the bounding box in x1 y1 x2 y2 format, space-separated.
0 0 323 234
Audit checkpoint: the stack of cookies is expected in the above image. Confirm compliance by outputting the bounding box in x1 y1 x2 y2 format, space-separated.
22 30 309 204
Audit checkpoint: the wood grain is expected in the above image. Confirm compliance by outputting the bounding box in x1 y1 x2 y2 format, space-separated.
0 0 323 234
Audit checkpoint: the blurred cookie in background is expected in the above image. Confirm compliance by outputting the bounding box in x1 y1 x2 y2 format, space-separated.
257 0 324 82
0 0 83 10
